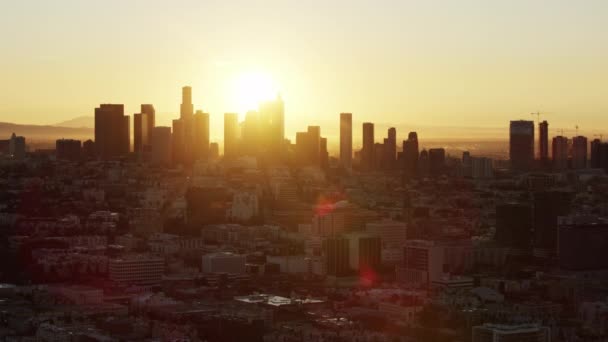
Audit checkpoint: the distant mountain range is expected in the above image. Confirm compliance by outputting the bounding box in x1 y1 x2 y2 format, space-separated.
0 121 93 141
54 116 94 128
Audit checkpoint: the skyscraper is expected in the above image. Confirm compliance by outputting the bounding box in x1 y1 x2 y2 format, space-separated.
534 191 572 258
402 132 419 181
133 113 148 156
94 104 129 159
384 127 396 169
141 104 156 138
172 119 184 165
259 95 285 157
224 113 239 159
571 136 588 169
193 110 210 161
180 86 194 120
362 122 375 170
324 237 350 277
340 113 352 168
8 133 26 159
428 148 446 177
590 139 602 169
150 126 172 165
307 126 321 165
552 135 568 170
320 137 329 170
509 120 534 172
56 139 81 161
539 120 549 166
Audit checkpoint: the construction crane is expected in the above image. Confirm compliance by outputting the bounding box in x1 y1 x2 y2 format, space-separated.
531 111 549 123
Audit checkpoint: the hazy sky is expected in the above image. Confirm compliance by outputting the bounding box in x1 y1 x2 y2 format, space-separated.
1 0 608 141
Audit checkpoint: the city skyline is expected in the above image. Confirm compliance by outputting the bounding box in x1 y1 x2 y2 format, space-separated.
2 0 608 138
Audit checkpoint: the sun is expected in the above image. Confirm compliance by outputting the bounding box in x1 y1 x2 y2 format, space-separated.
232 71 278 113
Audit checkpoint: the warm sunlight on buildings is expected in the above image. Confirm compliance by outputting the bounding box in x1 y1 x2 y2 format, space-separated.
232 71 279 115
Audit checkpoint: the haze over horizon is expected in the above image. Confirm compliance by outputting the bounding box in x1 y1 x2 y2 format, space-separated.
2 0 608 140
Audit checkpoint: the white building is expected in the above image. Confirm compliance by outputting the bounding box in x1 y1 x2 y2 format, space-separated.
202 252 246 274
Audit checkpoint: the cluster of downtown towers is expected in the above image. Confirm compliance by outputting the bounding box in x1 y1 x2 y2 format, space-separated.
92 86 423 176
510 120 608 172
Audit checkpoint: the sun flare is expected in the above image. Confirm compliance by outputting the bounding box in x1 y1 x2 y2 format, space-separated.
232 71 279 113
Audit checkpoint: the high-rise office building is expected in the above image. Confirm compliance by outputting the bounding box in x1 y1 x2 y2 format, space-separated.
141 104 155 131
150 126 172 165
8 133 26 159
209 142 219 160
294 126 323 167
241 110 260 156
383 127 397 169
224 113 239 159
428 148 446 177
324 237 350 277
133 113 148 156
590 139 602 168
362 122 375 170
539 120 549 165
193 110 210 161
307 126 321 165
509 120 534 172
172 119 185 165
320 137 329 170
495 203 532 250
558 216 608 270
94 104 129 159
56 139 81 161
259 95 285 157
340 113 352 168
552 135 568 170
346 232 381 272
403 132 419 180
180 86 194 120
571 135 587 169
533 191 572 258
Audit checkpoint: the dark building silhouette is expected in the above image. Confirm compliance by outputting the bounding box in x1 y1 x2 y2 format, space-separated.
428 148 446 177
324 237 350 277
495 203 533 250
509 120 534 172
571 136 587 169
552 136 568 171
94 104 129 159
193 110 210 161
403 132 419 181
382 127 396 170
340 113 352 168
133 113 148 156
539 120 549 166
82 140 95 159
172 119 185 165
241 110 260 157
418 149 429 177
533 191 572 258
590 139 602 168
224 113 239 159
361 122 375 170
150 126 172 165
558 217 608 270
141 104 156 134
294 126 324 167
209 142 219 160
56 139 81 161
320 137 329 170
8 133 26 159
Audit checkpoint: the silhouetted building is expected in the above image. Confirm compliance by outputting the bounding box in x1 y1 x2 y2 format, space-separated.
590 139 602 168
552 136 568 170
172 119 185 164
224 113 239 159
418 149 429 177
8 133 26 159
193 110 210 161
94 104 129 159
471 157 493 179
571 135 587 169
346 233 381 274
383 127 397 169
495 203 532 250
141 104 156 135
558 216 608 270
150 126 172 164
403 132 419 181
82 140 95 159
509 120 534 172
133 113 148 156
361 122 375 170
241 110 260 156
428 148 445 177
533 191 572 258
539 120 549 166
320 137 329 170
295 126 322 167
259 95 285 158
209 142 219 160
56 139 81 161
324 237 350 277
340 113 352 168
